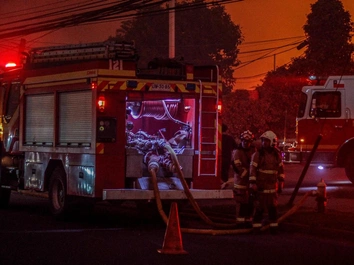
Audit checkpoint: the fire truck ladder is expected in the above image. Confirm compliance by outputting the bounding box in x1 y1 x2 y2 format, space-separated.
198 68 219 177
28 41 137 63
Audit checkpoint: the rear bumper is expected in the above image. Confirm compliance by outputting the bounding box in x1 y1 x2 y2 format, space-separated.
102 189 233 200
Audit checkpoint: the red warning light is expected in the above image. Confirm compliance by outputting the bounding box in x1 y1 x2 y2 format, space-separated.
5 62 17 68
98 95 106 112
91 81 97 89
217 101 222 113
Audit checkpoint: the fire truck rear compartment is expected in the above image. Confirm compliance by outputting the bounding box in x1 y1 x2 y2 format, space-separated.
102 97 233 200
124 98 194 190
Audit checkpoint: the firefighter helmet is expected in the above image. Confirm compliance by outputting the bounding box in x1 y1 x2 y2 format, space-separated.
240 130 254 141
260 130 278 146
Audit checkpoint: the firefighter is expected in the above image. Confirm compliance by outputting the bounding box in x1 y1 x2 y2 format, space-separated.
232 130 256 228
249 130 285 234
221 124 237 189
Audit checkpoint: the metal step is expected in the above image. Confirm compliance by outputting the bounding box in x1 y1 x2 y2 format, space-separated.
201 158 217 161
102 189 233 200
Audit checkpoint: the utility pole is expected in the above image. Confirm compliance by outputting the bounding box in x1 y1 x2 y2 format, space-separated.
169 0 175 59
18 38 26 65
283 109 287 143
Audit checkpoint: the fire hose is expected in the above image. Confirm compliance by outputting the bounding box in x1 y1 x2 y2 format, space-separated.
148 144 315 235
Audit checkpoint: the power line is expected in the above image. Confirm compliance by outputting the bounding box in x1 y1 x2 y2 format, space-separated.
234 43 301 70
238 39 304 55
240 36 305 46
234 42 306 81
0 0 244 59
235 72 269 79
0 1 152 35
0 1 132 23
0 0 243 39
234 51 307 81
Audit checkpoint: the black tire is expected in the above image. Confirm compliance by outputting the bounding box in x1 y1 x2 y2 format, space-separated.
49 167 70 217
0 188 11 208
345 152 354 184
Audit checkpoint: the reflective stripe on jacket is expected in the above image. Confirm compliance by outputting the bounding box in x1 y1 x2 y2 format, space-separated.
233 146 255 187
249 148 285 191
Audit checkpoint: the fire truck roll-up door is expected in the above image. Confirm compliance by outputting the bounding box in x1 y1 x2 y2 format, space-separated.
25 94 54 146
58 91 92 146
24 94 54 191
24 90 92 146
23 90 95 195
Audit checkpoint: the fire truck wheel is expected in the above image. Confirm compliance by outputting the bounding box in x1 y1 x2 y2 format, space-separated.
345 153 354 183
0 188 11 208
49 168 70 217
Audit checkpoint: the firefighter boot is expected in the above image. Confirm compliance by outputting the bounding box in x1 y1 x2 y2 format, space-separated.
252 223 262 235
269 223 278 235
244 218 253 229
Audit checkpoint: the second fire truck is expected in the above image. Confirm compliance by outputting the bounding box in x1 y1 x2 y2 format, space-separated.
0 41 232 216
284 75 354 183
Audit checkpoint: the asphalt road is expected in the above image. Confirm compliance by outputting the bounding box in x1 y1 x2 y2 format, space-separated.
1 192 354 265
0 163 354 265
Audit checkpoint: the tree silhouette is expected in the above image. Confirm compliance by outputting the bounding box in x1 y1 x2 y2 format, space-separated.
110 0 243 94
303 0 354 76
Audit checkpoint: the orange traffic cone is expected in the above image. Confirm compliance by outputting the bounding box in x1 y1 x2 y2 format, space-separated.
157 202 187 255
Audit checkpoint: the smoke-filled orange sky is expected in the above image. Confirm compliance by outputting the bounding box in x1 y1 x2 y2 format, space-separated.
226 0 354 90
1 0 353 90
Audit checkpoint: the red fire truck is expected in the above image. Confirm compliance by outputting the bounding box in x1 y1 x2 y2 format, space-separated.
283 75 354 183
0 41 232 216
